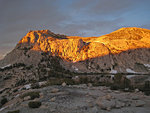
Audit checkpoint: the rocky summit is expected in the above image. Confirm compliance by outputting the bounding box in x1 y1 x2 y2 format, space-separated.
0 27 150 73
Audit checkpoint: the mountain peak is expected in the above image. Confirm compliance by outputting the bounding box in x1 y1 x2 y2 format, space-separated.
14 27 150 62
103 27 150 41
1 27 150 73
117 27 144 31
19 29 67 44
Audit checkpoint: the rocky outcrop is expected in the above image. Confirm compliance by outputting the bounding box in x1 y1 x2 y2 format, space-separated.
0 27 150 73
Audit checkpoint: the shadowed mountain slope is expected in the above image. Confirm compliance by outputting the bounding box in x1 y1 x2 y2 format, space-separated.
0 27 150 73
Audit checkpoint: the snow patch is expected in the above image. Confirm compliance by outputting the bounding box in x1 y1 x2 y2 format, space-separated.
72 66 79 71
75 68 78 71
0 64 11 69
110 69 117 74
144 64 150 68
110 75 114 78
0 106 8 112
126 75 136 79
126 68 136 73
0 104 13 112
14 94 20 98
24 84 31 90
18 87 23 91
110 75 114 79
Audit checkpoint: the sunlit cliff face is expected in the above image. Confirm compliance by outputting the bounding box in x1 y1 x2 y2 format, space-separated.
18 27 150 62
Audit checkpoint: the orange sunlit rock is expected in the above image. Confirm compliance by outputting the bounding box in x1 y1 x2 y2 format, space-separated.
19 27 150 62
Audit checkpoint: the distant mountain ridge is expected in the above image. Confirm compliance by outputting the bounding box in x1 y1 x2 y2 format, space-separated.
0 27 150 73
